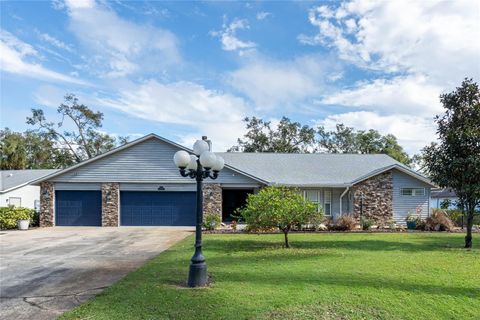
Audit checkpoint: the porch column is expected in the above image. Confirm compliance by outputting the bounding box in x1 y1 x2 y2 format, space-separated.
202 184 222 220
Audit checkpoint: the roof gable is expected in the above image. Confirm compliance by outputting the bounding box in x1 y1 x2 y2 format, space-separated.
35 134 265 185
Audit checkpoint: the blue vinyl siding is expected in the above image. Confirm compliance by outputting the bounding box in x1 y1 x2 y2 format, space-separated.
392 170 431 223
50 138 262 186
55 191 102 226
120 191 196 226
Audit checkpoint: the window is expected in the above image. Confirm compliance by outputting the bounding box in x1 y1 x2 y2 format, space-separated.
324 190 332 216
305 190 320 212
400 188 425 196
8 197 21 207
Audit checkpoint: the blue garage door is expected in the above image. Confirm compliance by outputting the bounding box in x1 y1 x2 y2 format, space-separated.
121 191 196 226
55 191 102 226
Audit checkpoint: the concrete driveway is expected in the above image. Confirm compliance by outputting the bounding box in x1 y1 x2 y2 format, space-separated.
0 227 192 320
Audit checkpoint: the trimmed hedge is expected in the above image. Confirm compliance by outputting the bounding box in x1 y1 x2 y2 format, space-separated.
0 207 36 229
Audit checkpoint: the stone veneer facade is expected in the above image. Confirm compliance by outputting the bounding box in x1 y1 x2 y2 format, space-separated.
101 183 119 227
352 171 393 224
203 183 222 219
39 181 55 227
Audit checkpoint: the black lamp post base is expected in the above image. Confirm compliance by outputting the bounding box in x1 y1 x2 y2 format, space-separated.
187 262 208 287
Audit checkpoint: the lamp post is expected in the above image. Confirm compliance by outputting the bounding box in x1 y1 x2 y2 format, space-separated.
173 139 225 287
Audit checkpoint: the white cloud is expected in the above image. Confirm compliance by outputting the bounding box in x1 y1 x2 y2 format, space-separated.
256 11 272 20
210 17 256 54
65 0 94 9
64 0 180 77
321 75 443 116
300 0 479 154
229 55 340 109
0 30 85 85
36 31 74 53
33 85 67 108
97 80 250 151
300 0 480 82
319 111 436 154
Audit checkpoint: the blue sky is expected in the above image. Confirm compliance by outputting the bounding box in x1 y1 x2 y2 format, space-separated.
1 0 479 154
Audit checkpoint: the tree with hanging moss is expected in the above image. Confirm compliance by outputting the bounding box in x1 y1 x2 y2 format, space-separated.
423 78 480 248
239 186 321 248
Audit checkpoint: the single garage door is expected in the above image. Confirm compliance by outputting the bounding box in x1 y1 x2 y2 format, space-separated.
120 191 196 226
55 190 102 226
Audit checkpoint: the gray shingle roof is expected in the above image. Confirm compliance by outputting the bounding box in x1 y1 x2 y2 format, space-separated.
216 153 412 186
0 170 58 193
431 188 457 198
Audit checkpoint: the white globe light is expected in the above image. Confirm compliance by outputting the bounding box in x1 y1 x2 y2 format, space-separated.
193 140 210 156
199 151 217 169
212 156 224 171
173 150 191 168
186 155 198 170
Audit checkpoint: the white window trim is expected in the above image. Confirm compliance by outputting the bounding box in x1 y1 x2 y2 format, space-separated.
324 190 332 216
303 190 323 214
400 188 425 197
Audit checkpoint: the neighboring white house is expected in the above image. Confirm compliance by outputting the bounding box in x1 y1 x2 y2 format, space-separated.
0 170 58 210
430 188 458 209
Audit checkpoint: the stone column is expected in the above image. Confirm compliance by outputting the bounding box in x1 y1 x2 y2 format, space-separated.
102 183 119 227
40 182 55 227
203 184 222 220
352 171 393 224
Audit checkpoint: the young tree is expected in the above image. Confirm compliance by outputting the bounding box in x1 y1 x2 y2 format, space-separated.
317 124 411 166
27 94 128 163
239 186 321 248
423 78 480 248
228 117 316 153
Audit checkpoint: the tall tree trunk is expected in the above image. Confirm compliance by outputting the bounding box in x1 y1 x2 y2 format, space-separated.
465 207 474 249
284 230 290 248
282 226 291 248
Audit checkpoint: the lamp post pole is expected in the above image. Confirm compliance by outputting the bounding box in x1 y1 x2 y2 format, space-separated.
173 139 225 288
188 160 207 287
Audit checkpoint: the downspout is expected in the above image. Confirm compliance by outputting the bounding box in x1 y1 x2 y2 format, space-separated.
339 187 349 215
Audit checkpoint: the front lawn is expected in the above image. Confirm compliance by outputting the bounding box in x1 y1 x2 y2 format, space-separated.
62 233 479 320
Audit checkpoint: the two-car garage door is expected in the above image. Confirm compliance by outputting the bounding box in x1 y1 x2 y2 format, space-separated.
55 190 196 226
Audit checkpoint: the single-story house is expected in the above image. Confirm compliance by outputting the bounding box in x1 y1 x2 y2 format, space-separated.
33 134 435 227
430 188 458 209
1 169 58 210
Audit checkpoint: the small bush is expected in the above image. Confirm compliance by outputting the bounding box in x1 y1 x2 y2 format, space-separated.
203 212 221 230
425 209 455 231
330 215 357 231
230 220 237 231
360 217 374 230
0 207 35 229
445 209 480 227
243 224 278 233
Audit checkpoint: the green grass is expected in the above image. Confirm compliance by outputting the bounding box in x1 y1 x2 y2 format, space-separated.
61 233 479 320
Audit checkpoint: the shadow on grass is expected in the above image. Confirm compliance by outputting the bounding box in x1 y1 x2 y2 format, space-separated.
212 268 479 299
203 234 466 253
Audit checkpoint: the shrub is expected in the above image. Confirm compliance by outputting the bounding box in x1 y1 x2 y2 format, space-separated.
230 220 237 232
202 212 221 230
240 186 321 247
446 209 480 227
424 209 455 231
330 215 357 231
360 217 374 231
0 207 35 229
